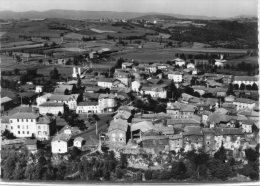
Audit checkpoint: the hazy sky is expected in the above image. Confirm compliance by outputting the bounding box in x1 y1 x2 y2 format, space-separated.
0 0 258 18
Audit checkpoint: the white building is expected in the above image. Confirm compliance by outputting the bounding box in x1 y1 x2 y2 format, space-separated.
131 80 141 92
51 138 68 154
240 120 254 133
233 76 258 87
39 102 64 115
233 98 256 111
72 67 81 78
187 63 195 69
73 137 85 148
35 85 43 93
76 101 100 114
141 85 167 99
48 94 78 110
9 112 38 138
173 58 186 67
36 93 52 106
36 115 52 140
97 78 113 89
167 71 183 82
98 94 117 112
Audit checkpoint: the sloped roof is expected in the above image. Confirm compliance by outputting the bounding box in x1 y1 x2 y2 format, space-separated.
234 98 256 104
1 97 13 104
77 101 98 106
1 116 9 123
39 102 64 107
37 115 51 124
108 119 128 132
131 121 154 132
10 112 38 119
49 94 78 101
99 94 116 99
183 126 203 136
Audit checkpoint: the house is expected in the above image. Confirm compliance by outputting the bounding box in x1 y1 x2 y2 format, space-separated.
187 63 195 69
98 94 117 113
141 135 169 154
173 58 186 67
167 71 183 82
76 101 100 114
233 98 256 111
35 85 43 93
214 59 227 67
112 79 128 89
200 110 211 125
51 125 81 154
49 94 78 110
214 128 244 151
169 134 183 152
1 97 14 111
73 136 85 148
240 120 254 134
9 112 38 138
202 128 216 154
113 110 132 121
38 102 64 115
36 115 54 140
183 126 203 151
122 62 134 70
81 135 99 151
141 84 167 99
166 102 196 119
131 121 156 141
233 76 258 87
145 64 157 73
131 80 141 92
36 93 52 106
1 116 10 133
54 84 74 95
114 69 131 86
97 78 113 89
194 59 209 66
107 119 130 146
221 103 236 113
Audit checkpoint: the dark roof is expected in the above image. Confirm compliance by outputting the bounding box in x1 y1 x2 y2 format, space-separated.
77 101 98 106
183 126 203 136
39 102 64 107
10 112 38 119
234 98 256 104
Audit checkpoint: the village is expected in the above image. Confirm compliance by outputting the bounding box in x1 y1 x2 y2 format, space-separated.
0 12 259 182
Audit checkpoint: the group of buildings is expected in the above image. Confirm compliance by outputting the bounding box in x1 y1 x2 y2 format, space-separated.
1 57 259 159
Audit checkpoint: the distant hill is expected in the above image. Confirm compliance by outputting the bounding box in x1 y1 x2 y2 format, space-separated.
0 10 146 20
0 9 253 21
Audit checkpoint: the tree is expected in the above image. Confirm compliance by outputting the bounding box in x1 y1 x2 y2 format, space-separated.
226 83 235 96
245 148 258 162
2 129 16 139
13 162 25 180
233 84 239 90
171 161 187 180
50 68 59 79
119 153 128 169
14 68 20 75
251 83 258 90
240 83 246 90
144 170 153 180
115 58 124 69
214 144 226 163
246 84 252 90
64 89 70 95
3 154 17 179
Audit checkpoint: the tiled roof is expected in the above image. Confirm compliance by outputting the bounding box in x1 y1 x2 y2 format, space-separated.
108 119 128 132
234 76 258 82
131 121 154 132
234 98 256 104
1 97 13 104
49 94 78 101
37 115 51 124
169 134 182 140
1 116 9 123
214 128 243 136
183 126 203 136
99 94 116 99
39 102 64 107
167 118 200 125
10 112 38 119
98 78 114 83
142 135 168 141
77 101 98 106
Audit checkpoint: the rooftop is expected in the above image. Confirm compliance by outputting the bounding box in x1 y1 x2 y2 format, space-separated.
10 112 38 120
108 119 129 132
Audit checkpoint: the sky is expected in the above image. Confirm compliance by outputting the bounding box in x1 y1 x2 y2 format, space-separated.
0 0 258 18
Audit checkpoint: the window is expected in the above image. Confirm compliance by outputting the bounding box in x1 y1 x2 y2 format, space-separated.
23 131 25 134
22 119 23 122
18 125 20 129
27 131 29 134
10 120 12 123
11 126 13 130
27 125 29 129
17 119 20 122
38 131 42 135
38 126 41 129
18 131 20 134
26 119 28 122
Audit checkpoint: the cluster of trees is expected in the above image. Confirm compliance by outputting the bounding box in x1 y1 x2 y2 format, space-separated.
232 83 258 91
1 78 18 90
82 36 96 41
20 69 39 84
133 95 167 113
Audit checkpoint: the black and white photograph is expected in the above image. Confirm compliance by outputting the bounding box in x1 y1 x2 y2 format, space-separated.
0 0 259 185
